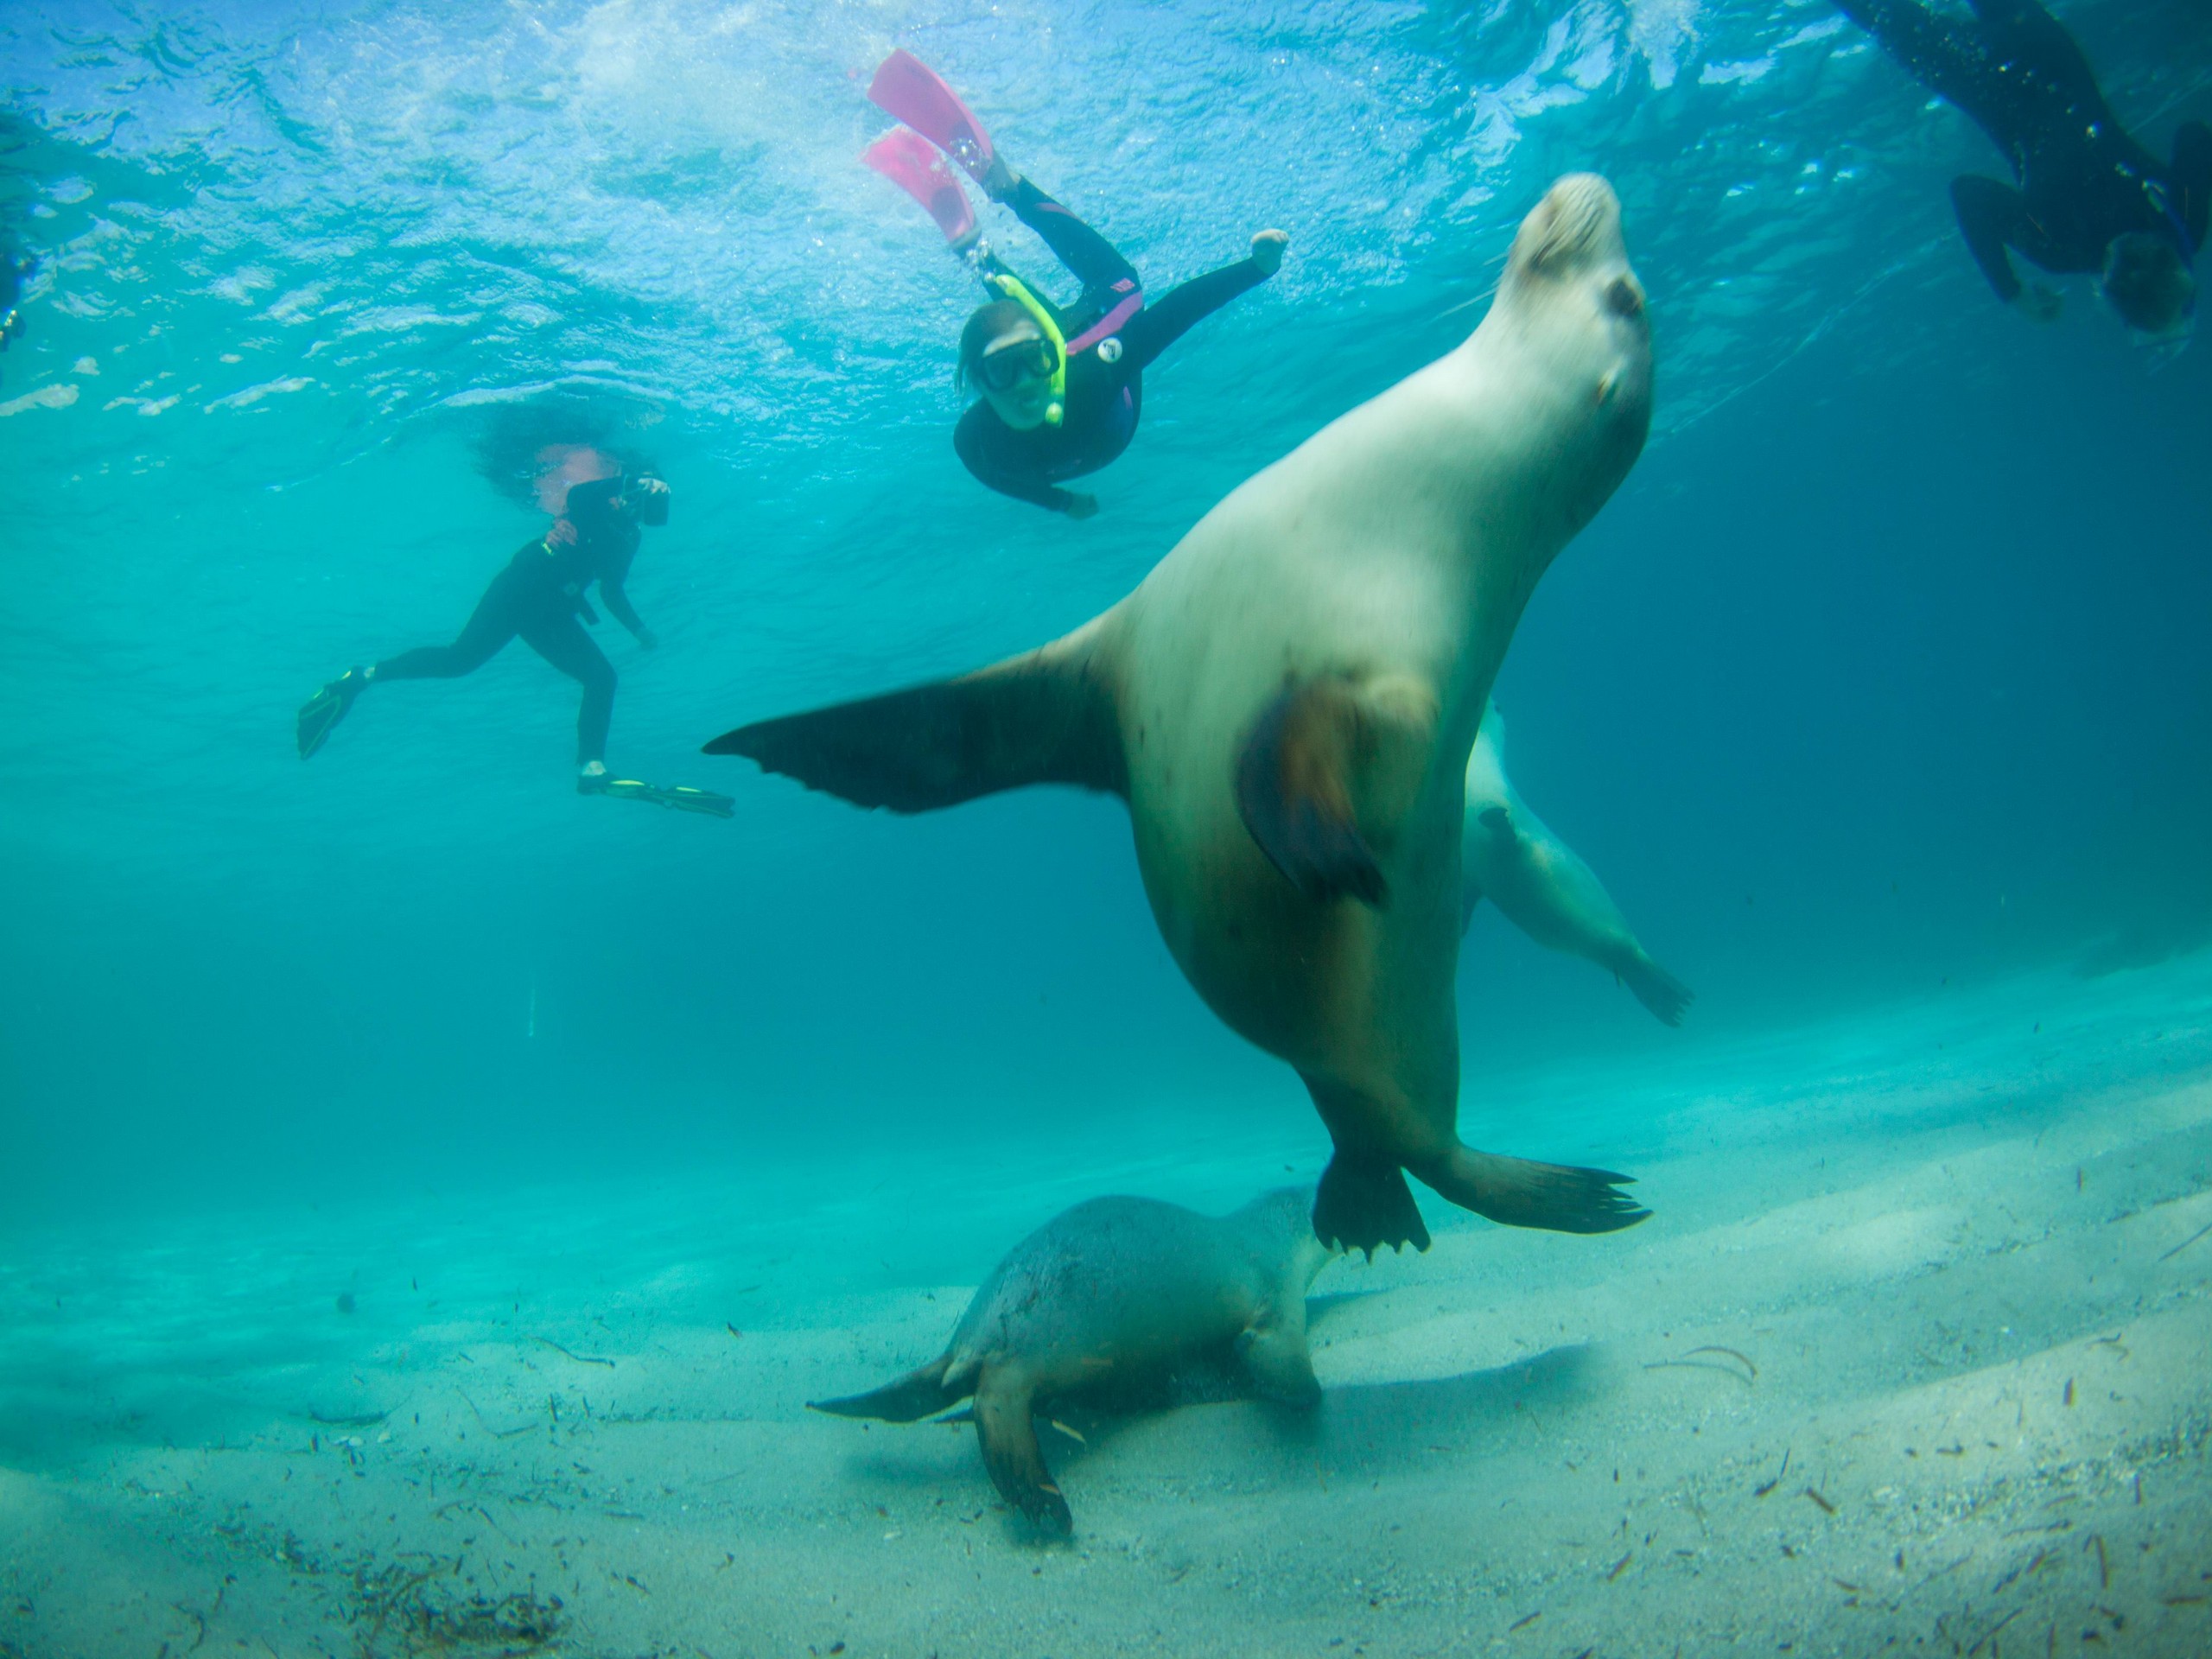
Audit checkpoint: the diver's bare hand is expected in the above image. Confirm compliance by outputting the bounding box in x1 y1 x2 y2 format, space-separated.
1250 229 1290 276
546 517 579 548
2016 283 2063 323
1064 492 1099 520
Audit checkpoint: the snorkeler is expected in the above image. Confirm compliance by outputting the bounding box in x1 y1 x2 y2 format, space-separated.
863 50 1288 516
296 456 732 817
1833 0 2209 334
0 248 34 365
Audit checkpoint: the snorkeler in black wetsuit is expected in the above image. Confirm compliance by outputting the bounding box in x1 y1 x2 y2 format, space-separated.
952 162 1287 517
1834 0 2210 333
0 247 34 368
296 467 715 807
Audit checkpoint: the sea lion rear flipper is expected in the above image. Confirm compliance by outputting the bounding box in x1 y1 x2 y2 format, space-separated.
973 1372 1071 1534
1236 674 1436 906
1419 1145 1650 1235
703 621 1125 812
1617 951 1694 1027
1313 1153 1433 1257
809 1356 963 1422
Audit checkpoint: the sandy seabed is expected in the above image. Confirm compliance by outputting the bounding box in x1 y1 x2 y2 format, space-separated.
4 956 2210 1659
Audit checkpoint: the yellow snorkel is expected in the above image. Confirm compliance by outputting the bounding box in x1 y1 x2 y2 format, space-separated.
985 272 1065 426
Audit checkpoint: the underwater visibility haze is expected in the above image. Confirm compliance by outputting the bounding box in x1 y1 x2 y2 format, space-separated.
3 1 2211 1654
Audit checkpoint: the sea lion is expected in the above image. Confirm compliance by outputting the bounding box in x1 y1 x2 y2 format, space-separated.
811 1187 1332 1534
710 175 1655 1255
1463 704 1693 1026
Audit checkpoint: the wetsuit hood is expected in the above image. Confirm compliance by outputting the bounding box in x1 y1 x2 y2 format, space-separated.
981 273 1065 425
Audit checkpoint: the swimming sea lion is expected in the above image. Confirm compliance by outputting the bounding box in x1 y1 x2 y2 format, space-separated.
811 1187 1332 1533
709 175 1655 1255
1463 704 1693 1026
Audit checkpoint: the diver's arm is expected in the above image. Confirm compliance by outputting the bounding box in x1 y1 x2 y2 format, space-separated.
1950 174 2060 316
1120 252 1275 374
599 576 652 644
595 537 656 645
954 407 1090 515
2174 122 2212 251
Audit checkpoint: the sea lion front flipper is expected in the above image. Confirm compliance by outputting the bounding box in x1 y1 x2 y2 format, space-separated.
810 1356 963 1422
704 620 1125 812
1236 674 1436 907
1420 1145 1650 1235
972 1371 1071 1534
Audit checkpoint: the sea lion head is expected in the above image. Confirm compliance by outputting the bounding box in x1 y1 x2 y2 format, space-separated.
1494 172 1653 499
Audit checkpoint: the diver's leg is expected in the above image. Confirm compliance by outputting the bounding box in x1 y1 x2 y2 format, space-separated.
1967 0 2103 108
998 175 1141 298
519 608 618 767
299 568 527 759
1118 255 1273 372
1834 0 2006 134
372 569 524 682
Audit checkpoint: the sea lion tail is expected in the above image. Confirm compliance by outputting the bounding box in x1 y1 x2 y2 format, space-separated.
702 619 1125 812
1419 1145 1650 1235
809 1357 963 1422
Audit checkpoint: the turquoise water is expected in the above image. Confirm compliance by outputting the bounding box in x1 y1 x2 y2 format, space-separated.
3 3 2211 1655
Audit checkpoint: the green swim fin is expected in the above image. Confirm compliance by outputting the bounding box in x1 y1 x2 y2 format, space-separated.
296 668 366 760
584 775 735 819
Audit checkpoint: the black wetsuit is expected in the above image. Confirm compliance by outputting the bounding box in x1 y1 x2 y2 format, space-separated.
956 177 1274 512
372 494 645 766
1834 0 2210 303
0 250 30 356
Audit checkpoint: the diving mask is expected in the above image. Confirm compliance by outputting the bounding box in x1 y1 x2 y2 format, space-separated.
977 334 1060 392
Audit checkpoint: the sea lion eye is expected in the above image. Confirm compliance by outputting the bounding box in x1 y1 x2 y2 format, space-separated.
1605 276 1644 319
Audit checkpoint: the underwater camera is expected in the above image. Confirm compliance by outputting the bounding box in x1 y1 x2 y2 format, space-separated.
628 469 670 526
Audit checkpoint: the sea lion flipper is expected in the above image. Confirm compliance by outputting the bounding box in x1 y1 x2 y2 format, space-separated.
1313 1151 1433 1257
1617 952 1694 1027
704 623 1125 812
1420 1145 1651 1235
1234 678 1388 906
810 1357 963 1422
973 1373 1071 1535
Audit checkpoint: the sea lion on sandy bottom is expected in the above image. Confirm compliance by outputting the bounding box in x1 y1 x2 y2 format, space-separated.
811 1188 1332 1533
710 175 1654 1255
1463 705 1693 1026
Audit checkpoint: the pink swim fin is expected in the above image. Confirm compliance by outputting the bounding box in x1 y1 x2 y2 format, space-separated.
862 129 976 245
867 48 995 183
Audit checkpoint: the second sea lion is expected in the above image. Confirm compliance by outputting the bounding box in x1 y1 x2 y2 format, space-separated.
810 1188 1332 1534
1462 704 1693 1026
